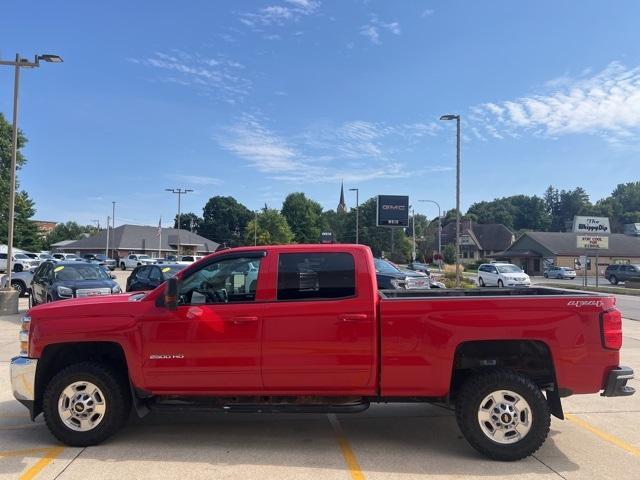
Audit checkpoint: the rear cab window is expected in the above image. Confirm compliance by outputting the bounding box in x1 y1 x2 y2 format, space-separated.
277 252 356 301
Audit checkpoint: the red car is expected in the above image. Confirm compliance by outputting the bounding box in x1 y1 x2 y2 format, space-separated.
11 244 633 460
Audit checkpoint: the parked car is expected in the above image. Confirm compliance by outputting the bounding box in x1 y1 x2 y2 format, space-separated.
30 261 121 304
126 264 184 292
120 254 157 270
604 264 640 285
52 253 81 262
478 263 531 287
0 252 40 273
36 253 55 262
407 262 431 275
82 253 117 271
544 266 577 279
0 270 34 297
374 258 430 289
12 244 633 460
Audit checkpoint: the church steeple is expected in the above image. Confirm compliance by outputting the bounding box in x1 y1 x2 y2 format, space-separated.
337 181 347 214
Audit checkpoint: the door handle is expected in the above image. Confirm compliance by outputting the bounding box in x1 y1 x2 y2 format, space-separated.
338 314 369 323
231 316 258 325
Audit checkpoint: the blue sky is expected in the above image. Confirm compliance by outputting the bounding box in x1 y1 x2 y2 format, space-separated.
1 1 639 227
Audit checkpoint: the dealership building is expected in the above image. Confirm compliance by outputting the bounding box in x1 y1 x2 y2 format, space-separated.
53 224 219 260
490 231 640 275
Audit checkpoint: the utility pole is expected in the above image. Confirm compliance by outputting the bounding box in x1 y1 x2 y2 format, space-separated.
165 188 192 256
411 206 416 262
349 188 359 244
0 53 62 297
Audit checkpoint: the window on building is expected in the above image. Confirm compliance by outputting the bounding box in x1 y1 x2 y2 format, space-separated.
277 252 355 301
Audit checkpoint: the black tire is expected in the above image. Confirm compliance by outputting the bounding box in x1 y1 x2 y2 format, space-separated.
497 280 504 288
609 275 618 285
14 263 23 273
455 370 550 461
10 280 25 297
543 273 548 278
120 262 126 271
479 277 485 287
43 362 131 447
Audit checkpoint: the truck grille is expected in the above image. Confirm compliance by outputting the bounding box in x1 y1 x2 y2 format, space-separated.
76 288 112 298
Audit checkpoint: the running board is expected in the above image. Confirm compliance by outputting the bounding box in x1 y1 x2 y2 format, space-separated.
149 401 370 414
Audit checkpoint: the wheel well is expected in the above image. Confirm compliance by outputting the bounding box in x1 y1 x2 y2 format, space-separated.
34 342 128 417
450 340 556 399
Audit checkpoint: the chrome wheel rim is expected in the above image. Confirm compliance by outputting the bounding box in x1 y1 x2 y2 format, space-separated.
477 390 532 444
58 381 106 432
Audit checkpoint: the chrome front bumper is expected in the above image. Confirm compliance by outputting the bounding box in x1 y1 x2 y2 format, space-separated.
10 356 37 402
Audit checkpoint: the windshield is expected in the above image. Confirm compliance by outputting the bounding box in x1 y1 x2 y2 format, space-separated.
95 254 108 260
138 255 150 260
374 258 401 274
39 254 53 259
14 253 29 259
65 254 79 259
54 264 110 281
496 264 523 273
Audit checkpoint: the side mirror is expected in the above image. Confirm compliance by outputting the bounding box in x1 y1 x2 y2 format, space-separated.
164 277 178 311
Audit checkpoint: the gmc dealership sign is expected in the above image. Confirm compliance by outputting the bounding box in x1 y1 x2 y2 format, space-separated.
376 195 409 227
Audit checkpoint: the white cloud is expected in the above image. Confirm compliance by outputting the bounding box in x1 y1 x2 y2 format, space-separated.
217 116 448 183
360 15 401 45
129 50 251 103
473 62 640 145
239 1 320 28
421 9 435 17
173 175 222 186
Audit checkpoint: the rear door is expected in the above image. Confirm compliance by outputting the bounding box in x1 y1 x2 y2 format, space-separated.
261 251 376 394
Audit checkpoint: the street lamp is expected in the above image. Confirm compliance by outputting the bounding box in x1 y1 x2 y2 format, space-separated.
165 188 193 256
0 53 63 297
440 114 461 287
419 199 442 269
410 205 416 262
349 188 359 244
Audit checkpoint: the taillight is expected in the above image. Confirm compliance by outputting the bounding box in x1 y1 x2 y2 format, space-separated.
601 309 623 350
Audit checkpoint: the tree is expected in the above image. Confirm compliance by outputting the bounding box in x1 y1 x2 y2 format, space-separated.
174 212 203 233
201 196 253 247
281 192 323 243
467 195 550 232
45 222 97 249
244 208 294 245
0 112 41 250
443 244 456 264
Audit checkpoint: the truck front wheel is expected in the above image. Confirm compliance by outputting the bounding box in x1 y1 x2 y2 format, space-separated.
43 362 131 447
455 370 550 461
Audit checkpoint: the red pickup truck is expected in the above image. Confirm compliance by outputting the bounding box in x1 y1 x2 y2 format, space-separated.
11 244 634 460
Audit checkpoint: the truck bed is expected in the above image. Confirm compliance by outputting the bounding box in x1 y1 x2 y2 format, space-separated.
379 286 605 298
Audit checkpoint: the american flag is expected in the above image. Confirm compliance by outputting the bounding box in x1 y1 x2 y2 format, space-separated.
156 217 162 238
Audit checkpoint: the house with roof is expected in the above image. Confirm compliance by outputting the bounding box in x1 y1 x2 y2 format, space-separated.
441 220 515 263
54 224 219 260
490 231 640 276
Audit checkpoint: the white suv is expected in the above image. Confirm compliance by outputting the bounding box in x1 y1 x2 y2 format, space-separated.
0 252 40 273
478 263 531 287
120 254 156 270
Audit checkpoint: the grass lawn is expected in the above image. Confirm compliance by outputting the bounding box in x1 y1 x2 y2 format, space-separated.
538 283 640 296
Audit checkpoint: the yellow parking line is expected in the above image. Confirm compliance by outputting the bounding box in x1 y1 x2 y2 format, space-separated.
0 447 51 458
566 413 640 457
19 446 64 480
328 414 365 480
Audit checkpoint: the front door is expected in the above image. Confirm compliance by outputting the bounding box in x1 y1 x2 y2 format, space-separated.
141 253 266 393
261 251 376 394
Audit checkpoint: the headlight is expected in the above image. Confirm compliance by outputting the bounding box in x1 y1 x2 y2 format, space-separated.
19 315 31 357
57 286 73 297
389 278 405 289
112 285 122 293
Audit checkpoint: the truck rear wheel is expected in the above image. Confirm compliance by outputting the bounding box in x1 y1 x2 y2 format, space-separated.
43 362 131 447
455 370 550 461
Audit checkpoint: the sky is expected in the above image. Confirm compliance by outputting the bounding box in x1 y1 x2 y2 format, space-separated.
1 0 639 228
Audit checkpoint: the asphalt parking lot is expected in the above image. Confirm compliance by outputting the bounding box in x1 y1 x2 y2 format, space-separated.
1 274 639 479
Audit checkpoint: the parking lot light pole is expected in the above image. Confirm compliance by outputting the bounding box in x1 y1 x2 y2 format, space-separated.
410 206 416 262
0 53 63 290
349 188 359 244
105 216 111 257
165 188 192 256
440 114 461 287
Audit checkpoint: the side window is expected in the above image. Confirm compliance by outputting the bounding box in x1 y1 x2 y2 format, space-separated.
149 267 162 283
490 266 498 273
135 266 150 280
129 255 135 260
277 252 355 301
178 256 262 305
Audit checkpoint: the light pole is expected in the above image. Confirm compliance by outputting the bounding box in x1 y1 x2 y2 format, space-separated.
0 54 62 293
165 188 193 256
349 188 359 244
419 199 442 268
440 114 461 287
105 216 111 257
410 206 416 261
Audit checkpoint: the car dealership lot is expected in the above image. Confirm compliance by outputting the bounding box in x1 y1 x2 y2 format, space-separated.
1 294 638 479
